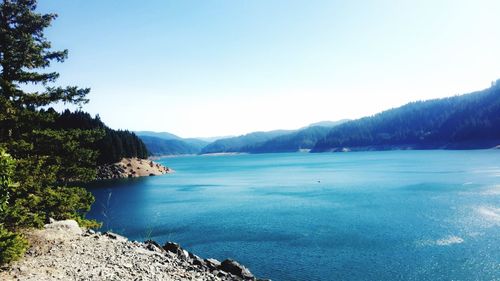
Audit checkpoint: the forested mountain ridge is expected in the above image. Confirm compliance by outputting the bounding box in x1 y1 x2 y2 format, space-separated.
244 120 349 153
139 135 208 155
200 130 293 154
55 110 149 164
313 81 500 152
136 122 347 156
135 132 208 155
138 81 500 156
135 131 183 141
307 119 350 128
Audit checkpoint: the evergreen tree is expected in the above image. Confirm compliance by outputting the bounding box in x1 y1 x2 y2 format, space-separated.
0 0 100 236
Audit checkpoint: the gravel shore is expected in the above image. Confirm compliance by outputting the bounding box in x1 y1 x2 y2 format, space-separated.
0 220 265 281
96 157 172 180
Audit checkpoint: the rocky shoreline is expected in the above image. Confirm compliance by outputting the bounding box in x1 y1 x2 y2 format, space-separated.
0 220 267 281
97 157 172 180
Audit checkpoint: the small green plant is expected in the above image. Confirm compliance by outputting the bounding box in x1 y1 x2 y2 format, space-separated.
0 149 28 265
141 224 156 242
75 216 101 229
0 226 28 264
100 191 113 231
0 150 15 215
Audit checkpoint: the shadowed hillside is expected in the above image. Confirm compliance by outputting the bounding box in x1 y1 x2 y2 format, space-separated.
313 81 500 152
200 130 293 154
139 135 208 155
244 120 348 153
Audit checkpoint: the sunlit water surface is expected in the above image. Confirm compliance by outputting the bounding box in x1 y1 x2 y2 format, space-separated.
86 150 500 281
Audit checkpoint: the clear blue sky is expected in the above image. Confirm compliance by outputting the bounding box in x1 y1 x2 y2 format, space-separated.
38 0 500 138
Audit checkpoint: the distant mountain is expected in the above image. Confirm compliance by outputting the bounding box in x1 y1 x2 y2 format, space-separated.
137 80 500 156
181 138 210 150
200 130 293 154
245 121 348 153
139 135 208 156
312 80 500 152
136 131 209 156
307 119 350 128
135 131 182 140
195 135 236 143
200 120 349 154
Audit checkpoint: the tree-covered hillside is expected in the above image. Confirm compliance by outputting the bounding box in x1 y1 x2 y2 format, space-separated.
200 130 293 154
313 81 500 152
245 126 335 153
245 120 348 153
135 132 208 155
55 110 148 164
140 135 207 155
135 131 183 141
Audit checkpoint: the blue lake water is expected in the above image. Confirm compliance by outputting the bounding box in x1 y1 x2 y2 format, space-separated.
86 150 500 281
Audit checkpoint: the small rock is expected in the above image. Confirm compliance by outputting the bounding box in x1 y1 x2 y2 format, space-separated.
44 219 83 235
219 259 255 280
163 242 182 254
190 255 206 267
144 240 164 252
205 258 221 270
217 270 228 277
104 232 128 242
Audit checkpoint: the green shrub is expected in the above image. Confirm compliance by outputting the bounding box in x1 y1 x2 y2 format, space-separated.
2 155 98 229
41 185 101 229
0 149 16 217
0 0 102 231
74 216 102 229
0 150 28 265
0 226 28 264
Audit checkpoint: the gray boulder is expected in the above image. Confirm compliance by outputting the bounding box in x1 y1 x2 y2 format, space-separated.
163 242 182 254
219 259 255 280
144 240 164 252
205 258 221 270
103 231 128 242
44 219 82 235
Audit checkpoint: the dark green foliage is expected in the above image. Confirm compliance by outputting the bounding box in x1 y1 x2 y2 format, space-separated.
1 150 98 229
54 109 106 130
0 0 89 113
51 110 149 164
0 149 28 264
0 225 28 264
139 135 208 156
30 128 104 182
98 129 148 164
0 0 107 263
0 150 15 215
2 138 102 229
0 150 16 221
313 82 500 152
